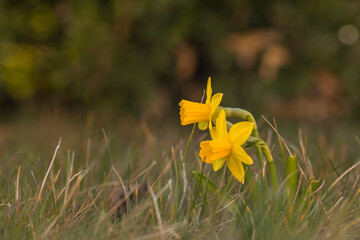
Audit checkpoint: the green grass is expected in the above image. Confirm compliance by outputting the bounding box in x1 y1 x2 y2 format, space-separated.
1 116 360 239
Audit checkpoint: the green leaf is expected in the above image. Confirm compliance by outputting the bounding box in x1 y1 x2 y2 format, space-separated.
286 154 298 201
294 178 323 213
193 171 238 214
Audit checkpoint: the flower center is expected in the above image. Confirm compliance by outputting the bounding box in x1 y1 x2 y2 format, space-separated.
179 100 211 125
199 139 232 163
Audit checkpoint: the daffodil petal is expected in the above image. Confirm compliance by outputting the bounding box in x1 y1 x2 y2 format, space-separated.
209 125 218 139
229 121 253 145
212 158 226 171
206 77 212 104
215 110 228 139
210 93 223 114
199 141 213 163
198 121 208 130
231 145 253 165
226 155 245 183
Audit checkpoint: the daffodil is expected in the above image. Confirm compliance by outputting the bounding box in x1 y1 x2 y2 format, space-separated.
199 110 254 183
179 77 223 130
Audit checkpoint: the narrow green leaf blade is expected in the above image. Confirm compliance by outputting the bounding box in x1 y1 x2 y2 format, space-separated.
193 171 237 213
286 154 298 200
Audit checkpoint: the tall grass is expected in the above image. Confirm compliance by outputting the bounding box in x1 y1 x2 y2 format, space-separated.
0 120 360 239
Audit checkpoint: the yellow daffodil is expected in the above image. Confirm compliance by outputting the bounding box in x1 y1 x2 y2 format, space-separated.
179 77 223 130
199 110 254 183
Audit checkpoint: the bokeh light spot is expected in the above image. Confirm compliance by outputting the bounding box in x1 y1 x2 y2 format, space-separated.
338 24 358 45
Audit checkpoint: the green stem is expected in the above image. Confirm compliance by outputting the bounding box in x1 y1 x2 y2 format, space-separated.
242 136 273 163
243 136 278 191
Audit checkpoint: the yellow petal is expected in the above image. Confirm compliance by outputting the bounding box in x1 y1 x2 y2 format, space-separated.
206 77 212 104
209 125 218 140
229 121 253 145
231 145 253 165
215 110 228 139
210 93 223 114
198 121 208 130
199 141 213 163
226 154 245 183
212 158 226 171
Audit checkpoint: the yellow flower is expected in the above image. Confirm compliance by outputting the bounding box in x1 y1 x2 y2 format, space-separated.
199 110 254 183
179 77 223 130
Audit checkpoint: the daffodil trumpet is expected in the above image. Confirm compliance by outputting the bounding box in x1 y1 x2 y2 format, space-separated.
216 107 264 167
220 110 277 189
199 110 254 183
179 77 223 130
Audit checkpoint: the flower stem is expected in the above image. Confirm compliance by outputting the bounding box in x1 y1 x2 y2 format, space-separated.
243 136 279 191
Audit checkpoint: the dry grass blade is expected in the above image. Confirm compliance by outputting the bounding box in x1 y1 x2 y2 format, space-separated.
261 115 293 156
150 186 164 237
328 196 343 214
298 129 314 179
15 165 21 205
130 161 157 184
152 158 172 188
36 139 61 206
328 160 360 191
27 214 37 240
112 167 129 214
57 170 84 200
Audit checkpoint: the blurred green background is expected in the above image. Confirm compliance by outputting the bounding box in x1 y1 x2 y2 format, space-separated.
0 0 359 124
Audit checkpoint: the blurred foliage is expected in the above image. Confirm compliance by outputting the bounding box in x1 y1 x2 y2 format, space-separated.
0 0 359 120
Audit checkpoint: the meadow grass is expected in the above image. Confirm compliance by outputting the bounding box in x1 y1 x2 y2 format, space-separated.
0 115 360 240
